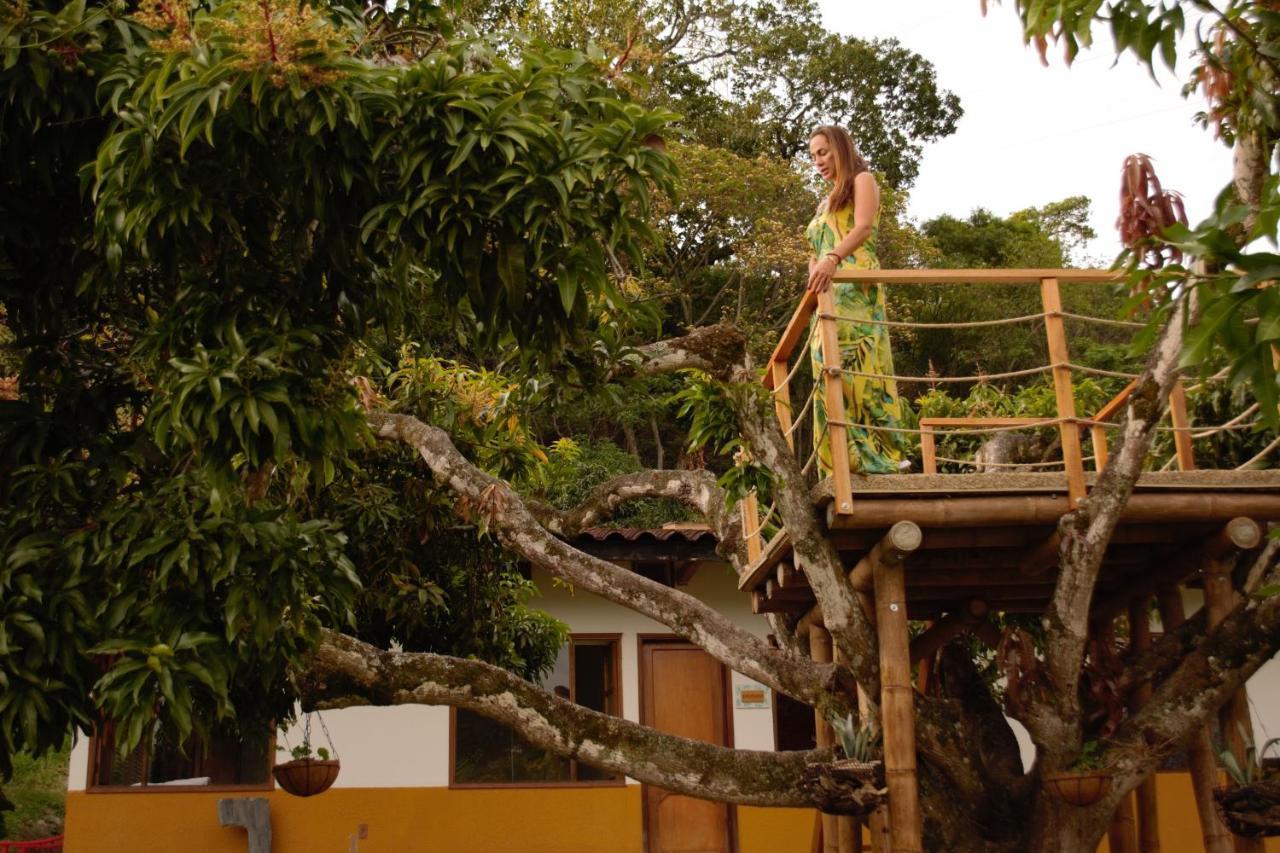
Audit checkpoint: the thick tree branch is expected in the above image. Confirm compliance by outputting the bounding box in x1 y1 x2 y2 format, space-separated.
367 411 851 715
1107 591 1280 781
302 631 833 808
612 323 749 381
733 382 882 694
529 469 748 570
1029 297 1187 757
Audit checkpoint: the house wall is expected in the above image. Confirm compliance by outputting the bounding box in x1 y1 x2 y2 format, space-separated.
62 563 1280 853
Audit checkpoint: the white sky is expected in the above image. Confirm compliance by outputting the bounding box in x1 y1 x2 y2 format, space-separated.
817 1 1234 263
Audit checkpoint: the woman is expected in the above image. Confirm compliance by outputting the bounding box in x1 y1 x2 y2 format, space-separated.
806 125 909 475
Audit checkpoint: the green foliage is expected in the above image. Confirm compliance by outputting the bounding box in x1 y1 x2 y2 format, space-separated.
1069 739 1105 772
672 371 775 505
0 0 675 774
0 746 68 841
539 437 696 528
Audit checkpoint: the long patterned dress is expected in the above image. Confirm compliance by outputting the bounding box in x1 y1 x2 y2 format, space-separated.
806 200 909 475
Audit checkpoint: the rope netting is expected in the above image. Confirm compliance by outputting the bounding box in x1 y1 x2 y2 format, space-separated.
764 294 1270 473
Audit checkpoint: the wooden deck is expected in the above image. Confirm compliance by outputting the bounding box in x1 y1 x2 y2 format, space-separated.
741 470 1280 621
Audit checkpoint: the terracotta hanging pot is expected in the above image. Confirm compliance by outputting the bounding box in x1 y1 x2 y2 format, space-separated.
1043 770 1112 807
273 757 340 797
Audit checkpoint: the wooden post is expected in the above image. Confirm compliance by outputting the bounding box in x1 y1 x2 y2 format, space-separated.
858 685 890 853
872 522 924 853
1108 793 1140 853
1039 277 1086 505
772 360 796 452
817 287 854 515
1155 583 1234 853
1128 596 1161 853
1201 521 1265 853
920 424 936 475
1092 424 1109 472
832 646 861 853
1168 378 1196 471
811 625 840 853
741 491 763 563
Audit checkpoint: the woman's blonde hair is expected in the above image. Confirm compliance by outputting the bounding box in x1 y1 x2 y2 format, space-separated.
811 125 869 213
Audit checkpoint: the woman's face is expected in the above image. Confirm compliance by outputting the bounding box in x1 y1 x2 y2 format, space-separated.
809 134 836 181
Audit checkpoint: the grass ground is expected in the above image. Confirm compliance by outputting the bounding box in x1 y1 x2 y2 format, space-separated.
1 746 69 841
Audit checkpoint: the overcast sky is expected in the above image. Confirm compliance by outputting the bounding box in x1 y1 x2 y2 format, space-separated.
816 1 1234 264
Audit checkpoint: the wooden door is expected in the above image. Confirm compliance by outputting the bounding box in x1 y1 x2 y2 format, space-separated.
641 640 735 853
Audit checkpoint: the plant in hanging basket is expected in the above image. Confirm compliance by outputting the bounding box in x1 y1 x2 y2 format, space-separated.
1043 741 1112 807
1213 737 1280 837
274 743 340 797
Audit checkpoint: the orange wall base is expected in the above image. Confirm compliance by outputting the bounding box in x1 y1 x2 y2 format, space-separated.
65 786 645 853
62 774 1280 852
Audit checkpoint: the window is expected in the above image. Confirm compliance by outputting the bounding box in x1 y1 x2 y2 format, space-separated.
452 635 622 785
89 719 271 790
773 690 817 752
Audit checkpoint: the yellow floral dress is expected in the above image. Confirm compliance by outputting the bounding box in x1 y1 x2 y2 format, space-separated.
807 201 909 475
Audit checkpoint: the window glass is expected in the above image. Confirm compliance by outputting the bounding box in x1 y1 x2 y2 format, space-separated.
453 637 620 785
92 721 270 788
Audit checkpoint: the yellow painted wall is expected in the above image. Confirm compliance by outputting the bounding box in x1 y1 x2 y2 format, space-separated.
63 775 1280 852
65 786 645 853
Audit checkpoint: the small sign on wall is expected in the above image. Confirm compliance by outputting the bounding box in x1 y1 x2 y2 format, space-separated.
734 683 772 709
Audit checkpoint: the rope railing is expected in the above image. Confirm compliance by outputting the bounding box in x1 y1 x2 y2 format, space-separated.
752 268 1272 526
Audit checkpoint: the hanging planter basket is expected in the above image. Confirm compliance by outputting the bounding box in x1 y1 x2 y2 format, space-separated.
1213 780 1280 838
798 759 887 817
1043 770 1112 807
273 757 341 797
274 711 340 797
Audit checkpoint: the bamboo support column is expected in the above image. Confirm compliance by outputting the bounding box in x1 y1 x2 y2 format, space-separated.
1108 794 1140 853
741 490 763 563
1092 424 1109 471
833 646 861 853
1202 519 1265 853
1039 277 1086 505
920 425 936 475
811 625 840 853
1156 583 1233 853
816 288 854 515
858 685 890 853
772 360 795 451
1128 596 1161 853
871 522 924 853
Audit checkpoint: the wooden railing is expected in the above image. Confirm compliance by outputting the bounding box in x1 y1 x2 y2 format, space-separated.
745 268 1200 557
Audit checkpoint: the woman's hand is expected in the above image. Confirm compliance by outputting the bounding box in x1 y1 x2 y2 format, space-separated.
807 254 838 294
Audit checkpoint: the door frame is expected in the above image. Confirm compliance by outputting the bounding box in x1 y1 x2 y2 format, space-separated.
637 634 739 853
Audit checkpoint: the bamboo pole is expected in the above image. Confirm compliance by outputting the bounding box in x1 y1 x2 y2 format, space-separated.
832 646 861 853
811 625 840 853
1201 531 1265 853
1039 277 1087 506
1156 583 1234 853
1108 791 1140 853
817 287 854 516
1169 378 1196 471
742 490 763 563
871 524 923 853
858 685 890 853
773 360 796 451
1128 596 1161 853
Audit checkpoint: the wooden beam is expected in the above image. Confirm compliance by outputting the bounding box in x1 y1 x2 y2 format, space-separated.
777 562 808 590
773 360 796 450
742 490 764 563
738 530 792 592
817 286 854 516
810 625 840 853
825 493 1280 529
872 524 923 852
764 291 818 388
831 269 1121 285
1040 276 1087 506
1202 531 1266 853
1128 596 1161 853
1156 584 1234 853
920 424 936 475
849 522 925 592
1018 531 1062 577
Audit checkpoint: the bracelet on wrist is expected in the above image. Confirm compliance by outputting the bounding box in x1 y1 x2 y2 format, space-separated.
824 251 841 264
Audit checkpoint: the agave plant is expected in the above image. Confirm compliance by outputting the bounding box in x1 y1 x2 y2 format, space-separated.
1219 732 1280 786
830 714 882 763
